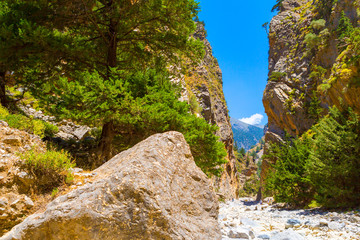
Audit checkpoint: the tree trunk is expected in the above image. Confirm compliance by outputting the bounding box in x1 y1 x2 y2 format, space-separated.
0 72 7 107
97 9 118 163
97 121 115 163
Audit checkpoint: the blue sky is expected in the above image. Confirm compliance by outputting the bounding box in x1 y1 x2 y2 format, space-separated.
198 0 276 126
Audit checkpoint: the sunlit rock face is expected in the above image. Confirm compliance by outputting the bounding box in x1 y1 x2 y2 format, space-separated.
1 132 221 240
262 0 360 187
182 24 240 200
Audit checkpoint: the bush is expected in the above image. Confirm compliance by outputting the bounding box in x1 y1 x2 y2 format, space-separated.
0 104 9 118
268 72 286 82
304 33 321 50
20 148 75 192
0 107 58 138
310 19 326 30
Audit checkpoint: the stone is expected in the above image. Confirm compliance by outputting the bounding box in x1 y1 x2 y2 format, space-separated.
328 221 345 231
228 227 254 239
1 132 221 240
258 234 270 239
0 198 8 207
73 126 90 140
0 121 8 127
319 219 328 227
2 137 22 147
23 197 34 208
272 229 305 240
285 219 301 228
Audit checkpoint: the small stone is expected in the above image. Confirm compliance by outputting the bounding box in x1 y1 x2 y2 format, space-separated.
286 219 301 228
319 219 328 227
349 216 360 223
3 137 22 146
24 196 34 208
0 120 8 127
328 221 345 230
258 234 271 239
0 197 8 207
10 198 20 208
228 227 254 239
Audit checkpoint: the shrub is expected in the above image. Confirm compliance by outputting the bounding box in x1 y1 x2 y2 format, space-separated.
0 109 58 138
0 104 9 118
304 33 321 50
20 148 75 192
43 121 59 137
268 72 286 82
310 19 326 30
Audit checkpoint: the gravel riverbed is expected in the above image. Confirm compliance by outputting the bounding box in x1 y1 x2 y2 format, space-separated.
219 198 360 240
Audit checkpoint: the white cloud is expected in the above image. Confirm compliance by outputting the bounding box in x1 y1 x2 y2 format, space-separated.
240 114 264 126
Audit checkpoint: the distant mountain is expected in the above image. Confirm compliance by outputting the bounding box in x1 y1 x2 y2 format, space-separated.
230 117 264 151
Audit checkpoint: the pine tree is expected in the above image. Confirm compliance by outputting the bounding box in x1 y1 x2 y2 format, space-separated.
14 0 205 161
308 107 360 207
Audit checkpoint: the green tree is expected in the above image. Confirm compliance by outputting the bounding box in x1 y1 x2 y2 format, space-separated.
45 69 226 175
19 0 204 160
265 134 314 207
308 107 360 207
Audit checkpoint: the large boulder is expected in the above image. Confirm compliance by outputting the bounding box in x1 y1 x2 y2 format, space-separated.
1 131 221 240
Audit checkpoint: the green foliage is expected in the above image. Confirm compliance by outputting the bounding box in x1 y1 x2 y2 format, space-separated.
268 72 286 82
265 107 360 208
305 91 323 120
19 147 75 192
189 93 202 115
0 104 9 117
271 0 284 12
310 19 326 31
308 107 360 207
304 33 321 50
0 104 58 138
337 11 354 41
42 69 227 176
265 134 314 207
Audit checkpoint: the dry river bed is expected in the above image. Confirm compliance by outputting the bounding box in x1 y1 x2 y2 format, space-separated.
219 198 360 240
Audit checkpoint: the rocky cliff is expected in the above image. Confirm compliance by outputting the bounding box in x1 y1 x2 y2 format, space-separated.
262 0 360 182
184 24 240 199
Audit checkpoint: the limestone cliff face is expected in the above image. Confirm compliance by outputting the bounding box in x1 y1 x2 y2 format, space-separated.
183 24 240 200
262 0 360 182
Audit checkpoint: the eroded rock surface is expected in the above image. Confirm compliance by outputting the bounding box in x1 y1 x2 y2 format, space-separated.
1 131 221 240
262 0 360 187
185 24 240 199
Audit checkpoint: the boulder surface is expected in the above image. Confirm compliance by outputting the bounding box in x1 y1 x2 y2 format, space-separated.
1 131 220 240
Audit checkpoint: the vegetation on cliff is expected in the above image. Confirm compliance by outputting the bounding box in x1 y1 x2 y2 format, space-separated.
266 107 360 208
263 0 360 208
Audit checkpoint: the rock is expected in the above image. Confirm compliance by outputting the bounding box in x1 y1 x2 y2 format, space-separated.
2 137 22 147
272 229 305 240
23 197 34 208
328 221 345 231
349 215 360 223
258 234 270 239
319 219 328 227
0 121 8 127
0 198 8 207
1 132 220 240
285 219 301 228
228 227 254 239
73 126 90 140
